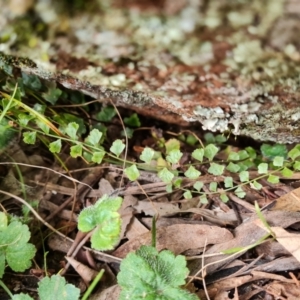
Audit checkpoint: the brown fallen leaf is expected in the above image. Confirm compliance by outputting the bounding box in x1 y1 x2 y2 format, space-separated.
255 240 290 260
89 284 121 300
253 256 300 273
113 224 233 258
265 281 300 300
167 207 239 226
257 225 300 263
189 211 300 276
133 199 179 216
65 256 98 285
198 276 250 299
117 195 137 244
271 187 300 212
125 217 149 240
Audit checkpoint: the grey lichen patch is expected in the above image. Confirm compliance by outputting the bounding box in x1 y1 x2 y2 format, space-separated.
239 105 300 143
191 106 230 132
2 1 300 143
194 106 227 119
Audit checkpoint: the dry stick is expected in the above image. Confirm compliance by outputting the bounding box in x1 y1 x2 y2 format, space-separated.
187 248 250 285
46 168 103 275
135 181 159 217
0 162 90 187
0 189 69 240
61 230 94 276
202 239 210 300
44 167 103 222
107 99 128 189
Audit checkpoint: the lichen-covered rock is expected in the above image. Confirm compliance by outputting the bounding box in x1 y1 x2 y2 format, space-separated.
1 0 300 143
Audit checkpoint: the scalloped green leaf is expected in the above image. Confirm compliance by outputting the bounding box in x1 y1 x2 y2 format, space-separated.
193 181 203 191
224 176 233 188
226 162 240 173
237 150 249 160
293 161 300 171
12 294 33 300
166 149 183 164
184 166 201 180
110 139 125 157
273 156 284 167
288 145 300 161
0 221 36 277
234 186 246 198
125 164 140 181
261 143 287 159
200 194 208 204
204 144 219 161
258 163 268 174
124 113 141 127
77 206 98 232
22 73 41 90
183 190 192 199
85 129 103 146
267 174 279 184
42 87 62 105
158 167 174 183
228 152 239 161
118 246 197 300
91 214 121 250
281 167 293 178
65 122 79 140
165 138 180 155
94 195 123 212
70 143 82 158
209 182 217 192
92 150 105 163
49 139 62 153
23 131 36 144
192 148 204 162
239 171 249 182
220 193 229 203
18 113 33 126
37 275 80 300
0 212 7 231
208 162 225 176
140 147 155 163
78 195 123 250
96 106 116 122
250 181 262 190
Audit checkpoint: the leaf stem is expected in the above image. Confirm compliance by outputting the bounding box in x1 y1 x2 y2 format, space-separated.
81 269 105 300
0 279 13 299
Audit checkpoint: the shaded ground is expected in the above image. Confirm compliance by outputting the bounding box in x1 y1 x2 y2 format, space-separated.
1 0 300 299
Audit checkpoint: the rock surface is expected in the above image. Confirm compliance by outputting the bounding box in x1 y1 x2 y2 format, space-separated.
1 0 300 143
